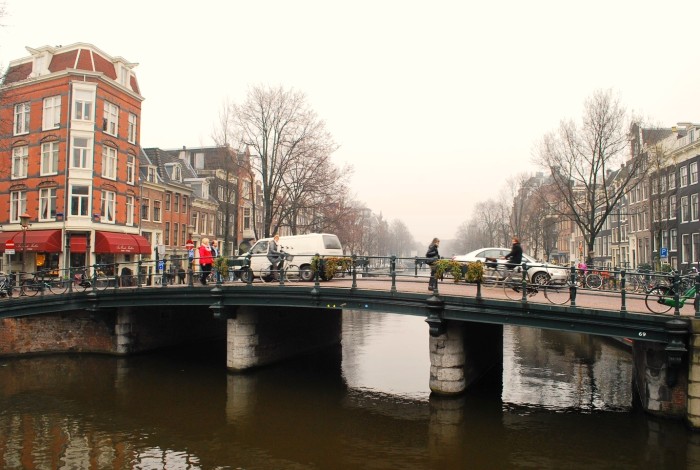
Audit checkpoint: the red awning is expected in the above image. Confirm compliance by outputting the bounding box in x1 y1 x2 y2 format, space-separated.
94 231 152 254
0 230 63 253
70 235 87 253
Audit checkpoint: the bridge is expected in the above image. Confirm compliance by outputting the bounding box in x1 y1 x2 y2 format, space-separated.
1 262 699 429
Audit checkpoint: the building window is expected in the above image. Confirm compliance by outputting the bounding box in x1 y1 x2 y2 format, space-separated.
126 154 135 185
692 162 699 185
244 208 251 230
192 212 199 234
147 166 157 183
165 192 172 211
103 101 119 136
669 171 677 190
12 146 28 179
39 188 57 221
42 95 61 130
182 196 188 213
127 113 137 144
71 136 92 169
10 191 26 223
694 234 700 264
141 198 150 221
126 195 135 226
174 194 180 212
41 141 59 175
683 234 691 264
165 222 170 245
153 200 161 222
73 88 94 121
102 146 118 180
670 196 677 220
681 166 689 187
693 194 699 221
14 102 30 135
101 190 116 223
70 185 90 217
681 196 689 222
174 223 179 247
670 229 677 251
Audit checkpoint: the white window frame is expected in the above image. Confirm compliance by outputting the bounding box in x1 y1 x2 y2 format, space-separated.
103 101 119 136
126 154 135 185
669 171 677 190
101 190 116 223
147 166 157 183
681 165 689 187
141 198 150 221
670 196 677 220
10 191 27 223
73 88 94 122
127 113 137 144
692 162 699 185
683 233 691 263
69 185 90 217
14 102 30 135
126 195 134 226
670 229 677 251
41 141 60 176
153 200 162 222
102 146 118 180
71 136 93 169
12 146 28 179
681 196 690 223
693 193 699 221
39 188 57 221
42 95 61 130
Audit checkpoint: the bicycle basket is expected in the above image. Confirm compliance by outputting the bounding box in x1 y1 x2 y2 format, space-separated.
284 253 294 262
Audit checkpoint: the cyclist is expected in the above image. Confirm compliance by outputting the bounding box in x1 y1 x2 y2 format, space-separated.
267 234 283 274
503 237 522 271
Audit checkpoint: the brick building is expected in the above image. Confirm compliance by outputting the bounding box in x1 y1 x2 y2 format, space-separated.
0 43 151 277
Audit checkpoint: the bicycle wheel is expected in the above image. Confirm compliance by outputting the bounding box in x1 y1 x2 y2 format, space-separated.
95 276 111 291
586 273 602 289
48 278 69 295
504 279 523 301
285 264 301 282
645 286 674 314
21 278 41 297
544 283 571 305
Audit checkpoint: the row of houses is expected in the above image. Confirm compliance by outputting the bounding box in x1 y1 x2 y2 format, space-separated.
521 122 700 273
0 43 275 278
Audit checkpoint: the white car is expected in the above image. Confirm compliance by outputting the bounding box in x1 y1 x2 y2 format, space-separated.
452 247 569 284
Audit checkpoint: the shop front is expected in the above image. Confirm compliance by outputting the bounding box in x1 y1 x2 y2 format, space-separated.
0 230 63 276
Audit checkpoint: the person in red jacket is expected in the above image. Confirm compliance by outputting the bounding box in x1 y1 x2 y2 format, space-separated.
198 237 214 285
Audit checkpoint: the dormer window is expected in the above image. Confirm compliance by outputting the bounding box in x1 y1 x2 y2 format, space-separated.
147 166 158 183
165 163 182 182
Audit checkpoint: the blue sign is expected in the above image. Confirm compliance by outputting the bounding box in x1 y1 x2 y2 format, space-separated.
157 260 164 270
660 247 668 258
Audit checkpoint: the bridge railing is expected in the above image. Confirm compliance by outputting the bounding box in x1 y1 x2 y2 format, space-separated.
5 255 700 317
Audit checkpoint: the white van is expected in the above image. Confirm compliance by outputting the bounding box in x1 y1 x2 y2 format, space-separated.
236 233 344 282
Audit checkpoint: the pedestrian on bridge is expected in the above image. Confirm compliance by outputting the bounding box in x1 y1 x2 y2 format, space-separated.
426 238 440 291
199 238 214 285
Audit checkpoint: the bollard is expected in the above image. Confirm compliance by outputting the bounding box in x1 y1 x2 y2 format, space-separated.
390 255 397 294
620 269 627 312
352 254 358 289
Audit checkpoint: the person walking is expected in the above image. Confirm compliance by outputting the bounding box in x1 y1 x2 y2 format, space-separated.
198 237 214 285
426 238 440 291
504 237 523 271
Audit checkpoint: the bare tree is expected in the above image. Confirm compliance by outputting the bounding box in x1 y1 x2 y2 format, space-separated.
231 85 338 238
534 89 642 265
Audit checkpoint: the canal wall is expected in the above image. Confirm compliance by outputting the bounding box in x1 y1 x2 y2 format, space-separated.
0 306 224 356
226 306 342 371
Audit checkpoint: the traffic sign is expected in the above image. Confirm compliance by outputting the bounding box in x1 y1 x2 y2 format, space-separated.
660 247 668 258
185 240 194 250
157 260 164 270
5 240 15 255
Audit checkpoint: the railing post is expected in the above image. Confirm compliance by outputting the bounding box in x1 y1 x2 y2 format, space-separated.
414 256 419 277
311 254 321 295
91 264 98 292
245 254 253 286
279 256 285 286
673 271 681 316
695 273 700 318
351 254 357 289
161 258 168 288
390 255 397 293
521 262 528 303
620 269 627 312
137 259 143 289
569 265 577 307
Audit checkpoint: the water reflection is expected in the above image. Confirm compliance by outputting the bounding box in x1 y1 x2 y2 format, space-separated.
0 311 697 469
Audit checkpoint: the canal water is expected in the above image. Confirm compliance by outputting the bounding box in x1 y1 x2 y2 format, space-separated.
1 310 699 469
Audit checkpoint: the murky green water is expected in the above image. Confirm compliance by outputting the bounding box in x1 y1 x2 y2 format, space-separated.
0 311 698 469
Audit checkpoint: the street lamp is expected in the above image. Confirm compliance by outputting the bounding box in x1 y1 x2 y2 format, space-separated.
19 212 31 274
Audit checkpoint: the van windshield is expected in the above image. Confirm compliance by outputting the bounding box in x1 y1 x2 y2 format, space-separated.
323 235 342 250
250 241 269 254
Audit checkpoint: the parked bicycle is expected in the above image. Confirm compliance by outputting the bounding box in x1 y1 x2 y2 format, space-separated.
20 270 69 296
0 272 15 298
73 268 92 292
645 273 700 314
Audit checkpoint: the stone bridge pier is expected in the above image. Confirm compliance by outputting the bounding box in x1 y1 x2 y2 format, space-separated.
226 306 342 371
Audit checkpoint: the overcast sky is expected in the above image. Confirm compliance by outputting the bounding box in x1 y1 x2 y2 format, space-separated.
2 0 700 248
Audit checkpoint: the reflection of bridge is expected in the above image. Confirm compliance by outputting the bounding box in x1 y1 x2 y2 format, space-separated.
1 273 699 429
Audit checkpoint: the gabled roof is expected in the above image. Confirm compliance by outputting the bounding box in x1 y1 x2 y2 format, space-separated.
143 147 198 184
